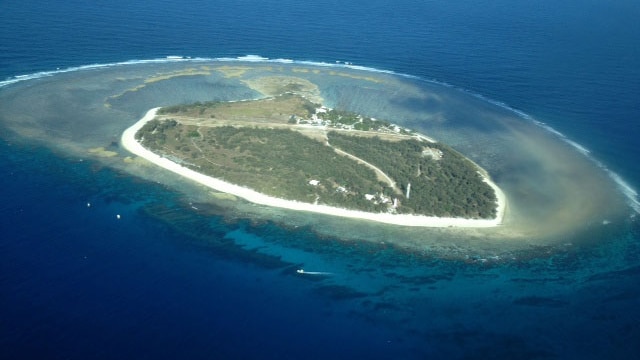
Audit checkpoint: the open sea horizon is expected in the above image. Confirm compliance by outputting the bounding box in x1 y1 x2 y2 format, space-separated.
2 0 639 358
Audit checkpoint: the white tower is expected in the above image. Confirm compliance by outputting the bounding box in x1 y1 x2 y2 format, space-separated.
406 183 411 199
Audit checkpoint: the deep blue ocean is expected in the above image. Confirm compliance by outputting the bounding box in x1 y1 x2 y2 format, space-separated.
2 0 640 359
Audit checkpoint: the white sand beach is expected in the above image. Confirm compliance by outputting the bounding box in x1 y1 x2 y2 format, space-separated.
122 108 506 227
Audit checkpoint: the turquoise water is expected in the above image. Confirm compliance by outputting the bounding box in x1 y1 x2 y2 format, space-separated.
1 1 639 358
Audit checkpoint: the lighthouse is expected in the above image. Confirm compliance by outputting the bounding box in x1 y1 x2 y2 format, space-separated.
406 183 411 199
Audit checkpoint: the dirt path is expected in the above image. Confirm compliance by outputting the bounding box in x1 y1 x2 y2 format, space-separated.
172 115 404 194
328 143 402 195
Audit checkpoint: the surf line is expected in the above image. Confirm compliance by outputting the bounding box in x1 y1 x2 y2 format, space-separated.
297 269 332 276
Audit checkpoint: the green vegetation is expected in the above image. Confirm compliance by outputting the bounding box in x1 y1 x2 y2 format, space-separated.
327 133 497 218
135 94 498 218
138 124 390 212
157 93 318 123
158 101 221 115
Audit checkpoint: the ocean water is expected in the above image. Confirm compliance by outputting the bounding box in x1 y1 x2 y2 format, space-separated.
1 1 639 359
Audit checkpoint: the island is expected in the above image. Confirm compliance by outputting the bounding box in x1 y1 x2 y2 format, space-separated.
122 93 506 227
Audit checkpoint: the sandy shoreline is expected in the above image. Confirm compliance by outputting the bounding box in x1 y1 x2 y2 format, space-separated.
122 108 506 227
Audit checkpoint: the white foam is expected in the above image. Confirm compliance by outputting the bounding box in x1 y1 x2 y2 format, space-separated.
609 173 640 213
0 57 217 88
1 55 413 88
533 121 565 138
564 140 591 156
236 54 270 61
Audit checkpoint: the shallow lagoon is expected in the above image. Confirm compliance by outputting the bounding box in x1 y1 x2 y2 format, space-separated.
0 59 630 255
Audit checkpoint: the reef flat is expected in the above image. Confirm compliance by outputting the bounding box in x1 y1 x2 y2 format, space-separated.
0 59 630 252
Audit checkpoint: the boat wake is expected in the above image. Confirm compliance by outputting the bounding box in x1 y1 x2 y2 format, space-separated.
297 269 333 276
